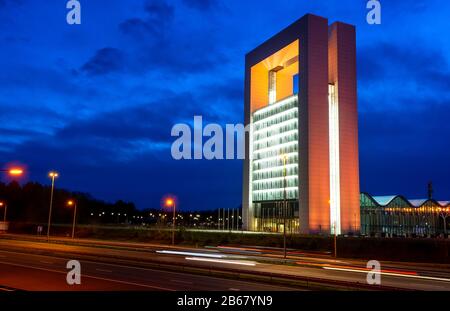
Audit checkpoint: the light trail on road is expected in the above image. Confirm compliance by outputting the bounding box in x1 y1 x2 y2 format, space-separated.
185 257 257 266
323 266 450 283
156 250 226 258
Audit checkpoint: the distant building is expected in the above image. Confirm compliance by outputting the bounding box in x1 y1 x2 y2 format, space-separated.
361 193 450 237
242 14 359 235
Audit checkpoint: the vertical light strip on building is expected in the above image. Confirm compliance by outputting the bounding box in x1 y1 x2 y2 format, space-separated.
328 84 341 234
268 70 277 105
249 115 254 229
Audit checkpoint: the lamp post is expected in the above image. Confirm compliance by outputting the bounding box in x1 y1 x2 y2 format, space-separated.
439 209 449 235
0 166 24 225
165 198 176 245
67 200 77 239
47 171 58 240
334 221 338 258
282 154 287 260
0 202 7 222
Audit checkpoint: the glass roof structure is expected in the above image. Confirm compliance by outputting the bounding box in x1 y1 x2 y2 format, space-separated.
361 193 450 208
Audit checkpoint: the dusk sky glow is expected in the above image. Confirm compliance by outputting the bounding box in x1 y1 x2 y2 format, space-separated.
1 0 449 210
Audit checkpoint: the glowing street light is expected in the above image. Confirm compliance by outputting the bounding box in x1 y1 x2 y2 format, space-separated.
1 168 24 177
164 197 177 245
0 201 7 222
8 169 23 176
47 171 59 240
67 200 78 239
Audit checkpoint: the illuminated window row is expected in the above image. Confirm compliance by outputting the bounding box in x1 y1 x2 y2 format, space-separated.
252 154 298 171
253 131 298 151
252 178 298 191
252 163 298 174
252 118 297 136
252 175 298 183
253 96 298 122
253 144 298 161
253 140 297 155
253 129 298 145
253 152 297 164
253 109 298 132
253 94 297 116
253 188 298 201
253 166 298 181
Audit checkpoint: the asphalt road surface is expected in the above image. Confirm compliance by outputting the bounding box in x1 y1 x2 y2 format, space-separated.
0 249 301 291
0 235 449 291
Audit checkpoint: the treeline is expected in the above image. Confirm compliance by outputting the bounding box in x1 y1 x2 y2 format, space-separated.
0 181 224 227
0 181 138 225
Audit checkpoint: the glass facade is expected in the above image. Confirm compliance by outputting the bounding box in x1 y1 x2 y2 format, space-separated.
251 95 299 202
361 193 450 237
252 201 299 233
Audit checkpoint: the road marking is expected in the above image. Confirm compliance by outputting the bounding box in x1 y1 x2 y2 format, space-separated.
323 266 450 283
0 260 175 291
95 268 112 273
185 257 256 266
170 279 193 284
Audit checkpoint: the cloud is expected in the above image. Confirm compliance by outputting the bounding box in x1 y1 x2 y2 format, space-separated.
56 103 177 146
144 0 175 20
358 42 450 112
119 18 159 38
0 0 23 8
0 89 243 209
182 0 217 11
119 0 174 40
3 0 450 209
81 48 125 76
359 97 450 198
359 42 449 84
116 0 228 75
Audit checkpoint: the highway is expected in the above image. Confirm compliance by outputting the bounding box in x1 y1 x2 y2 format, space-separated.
0 234 449 291
0 249 298 291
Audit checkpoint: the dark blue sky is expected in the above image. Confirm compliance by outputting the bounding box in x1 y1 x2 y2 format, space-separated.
1 0 449 210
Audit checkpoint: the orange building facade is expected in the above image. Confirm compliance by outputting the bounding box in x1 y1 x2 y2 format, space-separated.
243 14 360 234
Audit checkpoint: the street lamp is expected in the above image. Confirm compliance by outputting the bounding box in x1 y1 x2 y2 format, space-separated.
0 168 23 224
67 200 77 239
333 221 338 258
0 201 7 222
0 168 24 176
165 197 176 245
47 171 59 240
282 154 287 260
439 209 449 235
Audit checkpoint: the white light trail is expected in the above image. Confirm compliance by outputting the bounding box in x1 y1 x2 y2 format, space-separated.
156 250 225 258
185 257 256 266
323 266 450 283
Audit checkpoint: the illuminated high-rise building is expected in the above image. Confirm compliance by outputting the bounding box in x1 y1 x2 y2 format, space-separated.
242 14 360 234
